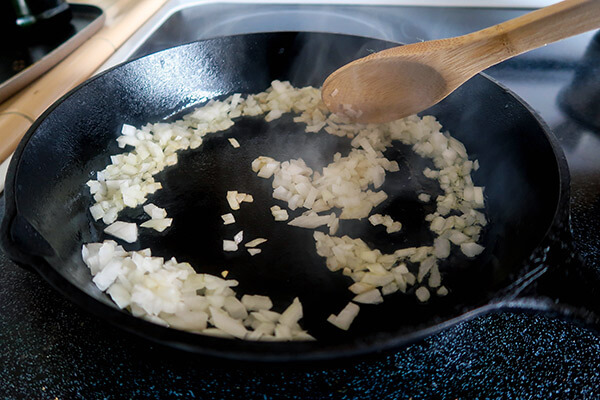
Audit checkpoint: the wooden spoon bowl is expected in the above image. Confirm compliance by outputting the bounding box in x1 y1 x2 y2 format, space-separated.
322 0 600 123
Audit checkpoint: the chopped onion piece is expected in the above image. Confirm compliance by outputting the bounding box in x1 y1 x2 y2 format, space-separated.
252 156 277 173
209 306 247 339
279 297 303 326
121 123 136 136
258 162 280 179
241 295 272 311
418 193 431 203
381 282 399 296
448 230 470 245
460 242 485 257
349 282 375 294
89 204 104 221
361 272 394 287
437 286 449 296
353 288 383 304
288 213 333 229
245 238 267 248
415 287 430 302
223 240 238 252
92 260 122 291
327 302 360 331
473 186 485 207
386 222 402 234
327 216 339 235
233 230 244 245
368 214 384 226
369 213 402 233
395 247 417 258
235 192 246 203
221 213 235 225
140 218 172 232
104 221 138 243
248 248 261 256
228 138 240 148
270 205 289 221
428 265 442 288
143 203 167 219
226 191 240 210
432 237 450 259
106 283 131 308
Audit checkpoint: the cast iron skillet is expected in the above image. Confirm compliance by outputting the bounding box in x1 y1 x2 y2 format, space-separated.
1 32 599 362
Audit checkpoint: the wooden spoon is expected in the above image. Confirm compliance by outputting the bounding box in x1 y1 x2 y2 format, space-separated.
322 0 600 123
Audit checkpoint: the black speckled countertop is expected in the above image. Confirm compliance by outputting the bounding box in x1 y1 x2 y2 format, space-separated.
2 242 600 398
2 4 600 398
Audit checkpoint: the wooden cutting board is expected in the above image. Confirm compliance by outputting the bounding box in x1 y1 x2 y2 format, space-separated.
0 0 168 164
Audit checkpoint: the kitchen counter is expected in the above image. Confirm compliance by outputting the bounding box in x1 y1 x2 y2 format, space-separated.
1 2 600 398
2 238 600 398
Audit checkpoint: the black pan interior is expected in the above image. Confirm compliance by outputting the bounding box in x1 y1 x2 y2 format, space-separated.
2 32 564 360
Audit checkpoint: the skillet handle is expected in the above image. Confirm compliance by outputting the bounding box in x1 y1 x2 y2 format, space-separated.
0 141 56 270
1 198 55 272
503 225 600 331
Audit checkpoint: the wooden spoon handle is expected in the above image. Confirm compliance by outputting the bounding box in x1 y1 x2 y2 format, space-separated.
474 0 600 68
322 0 600 124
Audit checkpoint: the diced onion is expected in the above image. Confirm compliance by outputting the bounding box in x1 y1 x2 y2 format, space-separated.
121 123 136 136
233 230 244 245
226 191 240 210
104 221 138 243
353 288 383 304
245 238 267 248
460 242 485 257
415 287 430 302
223 240 238 252
140 218 172 232
248 248 261 256
221 213 235 225
327 302 360 331
84 81 487 338
143 203 167 219
418 193 431 203
241 295 272 311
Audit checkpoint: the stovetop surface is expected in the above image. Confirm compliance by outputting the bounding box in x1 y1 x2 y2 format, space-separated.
2 3 600 398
